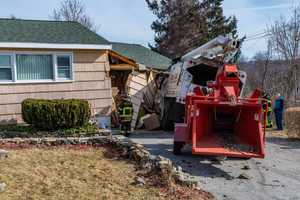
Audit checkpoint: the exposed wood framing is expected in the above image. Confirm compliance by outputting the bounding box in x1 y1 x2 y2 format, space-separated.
108 50 138 70
111 64 134 71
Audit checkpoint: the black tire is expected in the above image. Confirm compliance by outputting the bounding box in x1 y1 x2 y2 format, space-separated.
173 142 185 155
124 131 131 137
162 99 185 131
240 157 251 160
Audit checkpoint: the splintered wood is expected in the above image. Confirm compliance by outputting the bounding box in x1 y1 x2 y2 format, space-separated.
216 132 256 153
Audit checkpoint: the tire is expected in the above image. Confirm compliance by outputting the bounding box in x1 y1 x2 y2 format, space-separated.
173 142 185 155
124 131 131 137
240 157 251 160
162 98 185 131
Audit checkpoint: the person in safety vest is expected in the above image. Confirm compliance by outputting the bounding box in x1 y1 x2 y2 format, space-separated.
118 93 133 136
262 93 273 128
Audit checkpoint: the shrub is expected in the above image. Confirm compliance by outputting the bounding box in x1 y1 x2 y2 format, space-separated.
22 99 91 130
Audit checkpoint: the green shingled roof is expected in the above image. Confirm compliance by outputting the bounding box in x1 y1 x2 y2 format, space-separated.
112 42 171 70
0 18 109 45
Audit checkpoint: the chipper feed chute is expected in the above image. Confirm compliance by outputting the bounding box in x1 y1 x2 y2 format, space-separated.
174 64 266 158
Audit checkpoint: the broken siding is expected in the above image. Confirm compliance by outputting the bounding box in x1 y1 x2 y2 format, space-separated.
0 49 112 124
127 72 148 130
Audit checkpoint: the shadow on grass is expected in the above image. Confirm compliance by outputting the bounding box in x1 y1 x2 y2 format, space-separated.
0 123 100 138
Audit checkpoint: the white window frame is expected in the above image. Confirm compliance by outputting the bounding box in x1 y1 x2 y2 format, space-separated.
0 52 14 82
55 53 73 81
0 51 74 84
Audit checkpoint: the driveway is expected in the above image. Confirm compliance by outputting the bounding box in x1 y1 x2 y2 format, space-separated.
129 131 300 200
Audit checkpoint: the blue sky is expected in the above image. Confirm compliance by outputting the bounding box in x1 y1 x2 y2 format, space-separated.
0 0 296 58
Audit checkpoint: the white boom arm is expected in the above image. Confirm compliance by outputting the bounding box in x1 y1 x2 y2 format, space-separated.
181 35 243 63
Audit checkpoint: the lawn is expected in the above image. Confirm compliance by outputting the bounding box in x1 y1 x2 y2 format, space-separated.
0 147 164 200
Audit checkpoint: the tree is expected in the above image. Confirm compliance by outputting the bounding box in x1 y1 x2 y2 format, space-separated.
268 6 300 101
51 0 98 32
253 40 273 91
201 0 237 39
146 0 237 59
242 40 290 99
10 15 17 19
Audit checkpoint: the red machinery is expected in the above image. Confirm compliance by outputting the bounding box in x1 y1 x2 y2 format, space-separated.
173 64 267 158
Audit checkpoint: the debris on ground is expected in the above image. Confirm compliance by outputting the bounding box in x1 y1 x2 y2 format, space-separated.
0 182 6 193
217 133 256 153
214 156 227 162
143 113 160 130
0 149 8 158
133 176 146 186
241 165 250 170
237 173 251 180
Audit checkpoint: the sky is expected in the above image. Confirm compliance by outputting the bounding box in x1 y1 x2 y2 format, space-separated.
0 0 297 58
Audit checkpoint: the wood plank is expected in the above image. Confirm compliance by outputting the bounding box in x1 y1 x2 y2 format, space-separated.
111 64 134 71
75 71 106 81
0 81 109 94
74 51 107 63
88 99 112 110
130 75 147 86
0 90 112 104
75 63 106 72
0 104 21 115
0 114 22 124
108 51 138 68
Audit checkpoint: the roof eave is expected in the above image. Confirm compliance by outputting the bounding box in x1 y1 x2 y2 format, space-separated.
0 42 112 50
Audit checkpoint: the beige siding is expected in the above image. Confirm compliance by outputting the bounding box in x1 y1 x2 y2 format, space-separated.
0 49 112 124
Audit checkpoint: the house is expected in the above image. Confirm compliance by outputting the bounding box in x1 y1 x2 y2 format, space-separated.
112 42 171 71
111 42 171 129
0 18 171 125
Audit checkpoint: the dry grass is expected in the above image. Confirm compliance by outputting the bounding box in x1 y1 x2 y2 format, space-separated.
0 147 163 200
285 107 300 138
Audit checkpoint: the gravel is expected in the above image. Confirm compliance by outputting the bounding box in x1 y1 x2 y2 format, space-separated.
129 131 300 200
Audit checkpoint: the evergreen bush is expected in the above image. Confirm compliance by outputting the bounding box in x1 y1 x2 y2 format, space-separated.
22 99 91 130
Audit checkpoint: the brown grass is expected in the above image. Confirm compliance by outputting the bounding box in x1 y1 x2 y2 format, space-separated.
0 147 164 200
285 107 300 138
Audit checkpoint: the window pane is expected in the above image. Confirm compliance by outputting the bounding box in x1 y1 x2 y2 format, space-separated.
0 55 11 66
58 67 70 79
57 56 71 79
16 55 53 80
57 56 70 67
0 68 12 80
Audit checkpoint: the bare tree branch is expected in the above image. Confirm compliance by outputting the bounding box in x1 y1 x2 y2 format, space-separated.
268 6 300 101
51 0 98 32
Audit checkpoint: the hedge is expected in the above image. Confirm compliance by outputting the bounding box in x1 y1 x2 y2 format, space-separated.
22 99 91 130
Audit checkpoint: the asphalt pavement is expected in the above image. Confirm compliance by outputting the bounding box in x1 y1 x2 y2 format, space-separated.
129 131 300 200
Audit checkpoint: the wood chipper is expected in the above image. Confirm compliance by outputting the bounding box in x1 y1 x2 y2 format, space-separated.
167 35 267 158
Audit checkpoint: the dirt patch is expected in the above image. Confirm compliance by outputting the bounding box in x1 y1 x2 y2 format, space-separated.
0 146 213 200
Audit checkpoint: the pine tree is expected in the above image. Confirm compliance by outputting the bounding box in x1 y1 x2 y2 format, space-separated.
146 0 237 59
202 0 237 38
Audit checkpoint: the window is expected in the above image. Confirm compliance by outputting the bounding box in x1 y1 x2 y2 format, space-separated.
16 54 53 80
57 55 71 79
0 54 13 81
0 52 73 83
